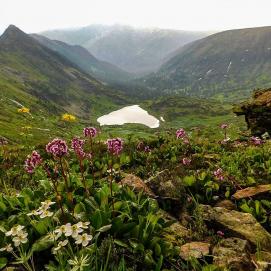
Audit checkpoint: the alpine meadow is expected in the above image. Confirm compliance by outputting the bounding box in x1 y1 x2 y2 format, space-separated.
1 1 271 270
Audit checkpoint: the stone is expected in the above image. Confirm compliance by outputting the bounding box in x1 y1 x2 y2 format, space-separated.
232 184 271 200
120 174 154 196
179 242 210 260
233 88 271 135
163 221 190 246
146 169 185 199
215 199 236 210
200 205 271 251
212 238 254 271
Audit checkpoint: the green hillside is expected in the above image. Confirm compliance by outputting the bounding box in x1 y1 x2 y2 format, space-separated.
143 26 271 100
32 34 132 84
0 25 129 142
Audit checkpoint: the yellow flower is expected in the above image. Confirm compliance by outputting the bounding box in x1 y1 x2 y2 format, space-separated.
62 113 76 122
18 107 30 113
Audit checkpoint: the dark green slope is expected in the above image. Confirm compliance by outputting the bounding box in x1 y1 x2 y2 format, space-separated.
144 26 271 100
32 34 132 84
0 25 129 141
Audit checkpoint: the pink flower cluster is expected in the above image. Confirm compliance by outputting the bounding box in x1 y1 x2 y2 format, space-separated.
107 138 124 155
217 230 224 237
176 128 189 144
182 157 191 166
83 127 97 138
250 136 263 145
176 128 186 139
71 137 92 160
46 138 68 157
213 168 224 181
220 124 228 129
24 151 42 173
144 146 151 153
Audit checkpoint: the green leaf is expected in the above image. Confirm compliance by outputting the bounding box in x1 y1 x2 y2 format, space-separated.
183 175 196 187
114 239 128 248
31 235 54 252
74 202 86 214
0 257 7 269
97 224 112 232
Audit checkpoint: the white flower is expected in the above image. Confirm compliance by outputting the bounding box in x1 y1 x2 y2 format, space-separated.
27 210 41 216
68 255 90 269
40 210 53 218
0 243 13 252
55 223 72 238
5 225 25 237
75 233 92 247
41 200 56 208
65 224 83 238
76 221 90 229
12 231 28 247
53 239 68 254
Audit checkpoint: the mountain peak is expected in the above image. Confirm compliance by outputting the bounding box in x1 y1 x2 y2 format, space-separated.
1 25 26 38
0 24 40 51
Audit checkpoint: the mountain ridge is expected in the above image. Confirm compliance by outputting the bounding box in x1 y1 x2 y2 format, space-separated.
40 24 211 74
142 25 271 100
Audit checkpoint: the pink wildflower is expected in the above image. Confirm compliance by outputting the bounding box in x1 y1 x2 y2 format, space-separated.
46 138 68 157
71 137 91 160
217 230 224 237
176 128 186 139
250 136 263 145
144 146 151 153
182 157 191 166
213 168 224 181
83 127 97 138
24 151 42 174
107 138 124 155
220 124 228 129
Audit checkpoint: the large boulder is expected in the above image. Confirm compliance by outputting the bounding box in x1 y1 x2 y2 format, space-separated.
233 88 271 135
200 205 271 251
212 238 254 271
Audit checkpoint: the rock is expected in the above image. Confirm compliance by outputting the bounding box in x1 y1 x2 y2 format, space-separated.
164 221 190 246
200 205 271 251
233 88 271 135
232 184 271 200
212 238 254 271
146 169 185 199
215 199 236 210
179 242 210 260
120 174 155 196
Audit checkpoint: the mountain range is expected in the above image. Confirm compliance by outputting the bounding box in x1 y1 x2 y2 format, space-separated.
31 34 132 84
143 26 271 100
40 24 210 75
0 25 128 122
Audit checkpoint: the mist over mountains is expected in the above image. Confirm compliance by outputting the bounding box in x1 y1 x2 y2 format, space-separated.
41 24 210 75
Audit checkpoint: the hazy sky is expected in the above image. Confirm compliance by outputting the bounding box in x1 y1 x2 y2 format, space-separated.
1 0 271 33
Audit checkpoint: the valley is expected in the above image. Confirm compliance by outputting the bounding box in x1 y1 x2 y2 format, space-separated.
0 18 271 271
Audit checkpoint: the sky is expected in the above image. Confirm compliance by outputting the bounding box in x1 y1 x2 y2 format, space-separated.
1 0 271 34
